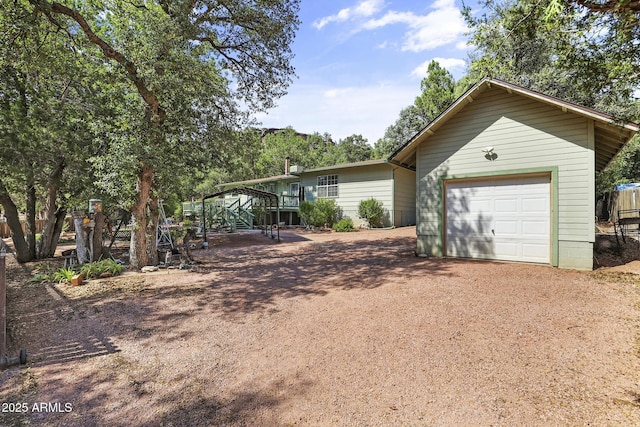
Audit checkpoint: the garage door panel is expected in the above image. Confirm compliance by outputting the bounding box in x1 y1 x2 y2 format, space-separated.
522 243 549 259
447 219 493 234
522 220 549 237
495 199 518 214
447 237 494 258
445 175 550 264
522 198 549 212
494 220 518 235
494 241 519 258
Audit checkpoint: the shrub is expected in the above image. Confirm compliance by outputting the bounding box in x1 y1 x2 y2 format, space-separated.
79 258 124 279
29 265 56 283
333 218 355 232
54 268 76 284
299 199 341 228
299 201 319 226
314 198 341 227
358 198 385 228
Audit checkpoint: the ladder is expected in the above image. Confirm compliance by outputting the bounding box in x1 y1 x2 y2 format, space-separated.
156 200 174 250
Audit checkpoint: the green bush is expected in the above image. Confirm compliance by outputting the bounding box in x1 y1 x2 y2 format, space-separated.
358 198 385 228
79 258 124 279
29 265 56 283
333 218 355 232
314 198 340 227
53 268 76 284
298 201 319 226
299 199 341 228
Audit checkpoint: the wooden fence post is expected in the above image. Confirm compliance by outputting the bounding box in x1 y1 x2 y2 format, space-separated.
0 247 6 359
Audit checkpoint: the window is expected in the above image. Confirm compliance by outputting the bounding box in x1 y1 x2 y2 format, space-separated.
317 174 338 198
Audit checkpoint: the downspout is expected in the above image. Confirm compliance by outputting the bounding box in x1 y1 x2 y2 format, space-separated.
391 167 396 227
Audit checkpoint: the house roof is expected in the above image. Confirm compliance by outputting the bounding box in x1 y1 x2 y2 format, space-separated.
389 78 640 172
217 174 298 188
216 159 401 188
303 158 389 173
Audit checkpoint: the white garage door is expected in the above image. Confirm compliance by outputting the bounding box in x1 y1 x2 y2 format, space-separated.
445 175 550 263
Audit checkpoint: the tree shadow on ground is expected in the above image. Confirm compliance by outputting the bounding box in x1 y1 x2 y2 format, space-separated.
7 229 457 357
162 232 458 320
2 229 462 426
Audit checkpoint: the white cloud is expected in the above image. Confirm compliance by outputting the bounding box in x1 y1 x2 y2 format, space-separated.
254 82 418 143
366 0 467 52
411 57 467 78
354 0 384 17
313 0 384 29
319 0 468 53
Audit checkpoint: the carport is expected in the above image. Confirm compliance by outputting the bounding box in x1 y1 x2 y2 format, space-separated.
201 186 280 242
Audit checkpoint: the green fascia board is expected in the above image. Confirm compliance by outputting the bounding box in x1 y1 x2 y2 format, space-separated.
437 167 559 267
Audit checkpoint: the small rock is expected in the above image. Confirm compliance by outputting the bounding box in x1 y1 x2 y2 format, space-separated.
141 266 159 273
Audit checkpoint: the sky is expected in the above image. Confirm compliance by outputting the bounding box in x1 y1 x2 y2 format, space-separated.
253 0 481 145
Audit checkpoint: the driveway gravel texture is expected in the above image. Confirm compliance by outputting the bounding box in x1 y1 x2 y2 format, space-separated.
1 226 640 426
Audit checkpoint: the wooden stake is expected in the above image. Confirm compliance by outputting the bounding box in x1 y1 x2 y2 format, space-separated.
0 248 6 358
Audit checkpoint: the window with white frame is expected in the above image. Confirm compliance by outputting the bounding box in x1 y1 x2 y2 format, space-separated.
317 174 338 198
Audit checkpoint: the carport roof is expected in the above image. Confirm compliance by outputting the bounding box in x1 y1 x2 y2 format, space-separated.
202 186 279 203
216 174 297 188
389 78 640 172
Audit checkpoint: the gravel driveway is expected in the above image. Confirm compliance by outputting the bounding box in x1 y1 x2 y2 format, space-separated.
1 227 639 426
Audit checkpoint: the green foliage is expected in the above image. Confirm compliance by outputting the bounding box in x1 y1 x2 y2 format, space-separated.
414 61 457 121
464 0 640 119
28 273 51 283
29 265 56 283
53 268 76 284
78 259 124 279
358 198 385 228
7 0 300 267
336 135 373 163
299 199 341 228
256 128 342 177
597 135 640 198
298 201 317 226
333 218 355 232
374 61 457 158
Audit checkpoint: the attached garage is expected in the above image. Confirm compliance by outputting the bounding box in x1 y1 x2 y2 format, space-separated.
445 175 550 263
390 78 639 270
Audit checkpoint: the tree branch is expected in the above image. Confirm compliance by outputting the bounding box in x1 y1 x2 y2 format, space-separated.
30 1 165 123
574 1 640 12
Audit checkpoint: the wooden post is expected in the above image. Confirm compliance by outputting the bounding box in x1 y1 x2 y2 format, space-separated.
91 212 105 261
0 247 6 359
202 197 207 243
73 211 89 264
276 201 280 242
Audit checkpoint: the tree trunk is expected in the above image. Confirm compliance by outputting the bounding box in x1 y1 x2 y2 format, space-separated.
0 180 31 263
50 206 67 255
73 212 89 264
91 212 105 261
38 160 65 259
25 182 37 260
147 196 159 265
129 164 155 269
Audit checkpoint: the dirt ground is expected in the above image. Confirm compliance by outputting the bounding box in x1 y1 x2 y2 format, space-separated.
1 227 640 426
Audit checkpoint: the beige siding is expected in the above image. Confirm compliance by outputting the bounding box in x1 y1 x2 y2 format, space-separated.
302 164 394 227
393 166 416 226
417 87 595 269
